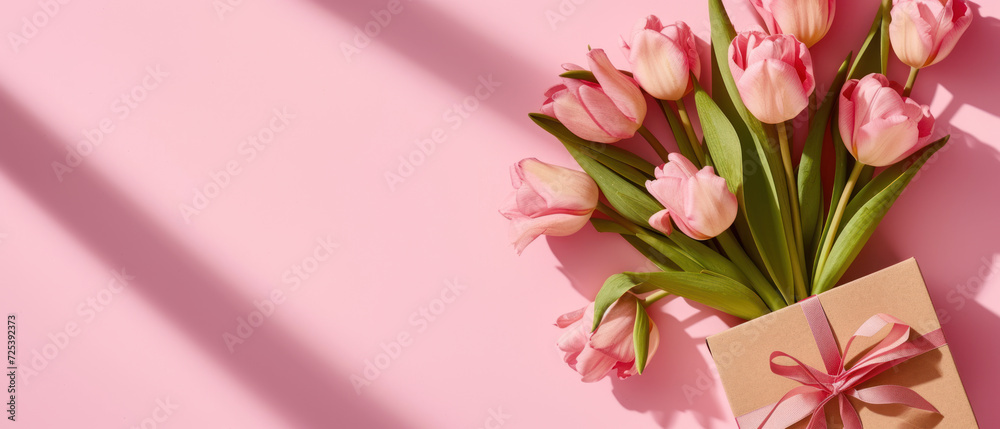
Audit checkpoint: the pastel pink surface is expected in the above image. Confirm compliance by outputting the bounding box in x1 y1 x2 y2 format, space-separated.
0 0 996 428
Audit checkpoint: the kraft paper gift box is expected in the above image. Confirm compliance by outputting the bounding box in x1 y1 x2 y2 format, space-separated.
707 259 979 428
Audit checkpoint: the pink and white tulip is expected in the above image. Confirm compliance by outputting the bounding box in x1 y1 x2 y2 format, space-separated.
750 0 836 47
839 74 935 167
620 16 701 101
556 295 659 382
889 0 972 69
541 49 647 143
500 158 599 254
645 153 737 240
728 31 816 124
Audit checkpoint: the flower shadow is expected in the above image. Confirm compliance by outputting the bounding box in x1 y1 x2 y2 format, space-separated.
547 230 741 427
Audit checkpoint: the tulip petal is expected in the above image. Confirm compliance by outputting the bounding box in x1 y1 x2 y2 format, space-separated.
552 89 618 143
628 29 691 100
838 79 860 154
887 102 935 164
516 159 599 215
575 346 619 382
647 209 674 235
556 306 587 328
750 0 780 35
646 176 685 213
498 190 520 219
590 295 639 363
576 84 641 140
556 325 587 362
856 115 919 167
737 59 810 123
587 49 647 123
890 0 938 68
926 0 973 67
766 0 834 47
663 21 701 82
665 153 700 178
679 168 737 240
508 212 593 254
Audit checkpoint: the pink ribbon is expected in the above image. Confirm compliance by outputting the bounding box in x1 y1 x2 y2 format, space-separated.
735 297 947 429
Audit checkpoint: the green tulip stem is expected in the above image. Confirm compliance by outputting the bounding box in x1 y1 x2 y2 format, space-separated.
637 125 671 163
815 162 866 281
676 99 707 166
903 67 919 98
643 290 670 306
776 122 808 300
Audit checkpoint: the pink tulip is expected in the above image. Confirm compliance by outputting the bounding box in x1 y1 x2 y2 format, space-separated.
620 16 701 101
499 158 599 254
540 49 647 143
728 31 816 124
645 153 737 240
889 0 972 69
750 0 836 47
839 74 935 167
556 295 659 382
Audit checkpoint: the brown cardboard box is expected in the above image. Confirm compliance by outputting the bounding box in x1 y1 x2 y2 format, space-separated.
707 259 979 428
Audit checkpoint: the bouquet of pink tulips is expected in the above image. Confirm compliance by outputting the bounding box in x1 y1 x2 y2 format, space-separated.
501 0 971 382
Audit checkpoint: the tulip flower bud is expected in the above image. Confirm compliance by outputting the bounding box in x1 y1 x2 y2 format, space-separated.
838 74 935 167
728 31 816 124
645 153 737 240
499 158 599 254
556 295 660 382
889 0 972 69
620 16 701 101
540 49 647 143
750 0 836 47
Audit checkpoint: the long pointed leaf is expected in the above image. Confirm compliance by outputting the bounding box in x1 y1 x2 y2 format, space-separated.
799 54 852 269
633 302 652 374
693 80 742 194
626 271 769 320
709 0 795 302
814 138 949 293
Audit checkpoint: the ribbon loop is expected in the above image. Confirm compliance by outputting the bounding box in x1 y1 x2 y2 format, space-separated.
736 297 947 429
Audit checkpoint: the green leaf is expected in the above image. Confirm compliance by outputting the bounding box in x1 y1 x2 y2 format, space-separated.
813 138 949 293
558 69 633 82
622 235 682 272
709 0 799 301
798 53 851 267
666 230 751 286
577 146 652 187
590 218 633 235
529 113 655 173
635 231 703 273
592 274 641 331
626 271 769 320
812 107 855 278
693 80 742 194
853 165 876 197
848 2 887 80
633 302 652 374
880 0 892 74
710 31 773 283
610 189 662 227
659 100 699 164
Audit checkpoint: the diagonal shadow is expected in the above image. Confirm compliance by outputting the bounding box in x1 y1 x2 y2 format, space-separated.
319 0 553 128
0 88 411 428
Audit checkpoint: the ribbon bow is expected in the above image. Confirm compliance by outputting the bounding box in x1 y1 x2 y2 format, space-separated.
736 298 947 429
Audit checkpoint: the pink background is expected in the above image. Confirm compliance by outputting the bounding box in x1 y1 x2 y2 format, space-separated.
1 0 998 428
